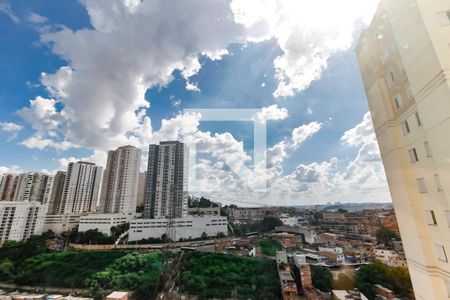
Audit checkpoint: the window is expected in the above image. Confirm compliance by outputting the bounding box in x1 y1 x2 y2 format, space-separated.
394 95 403 110
401 120 410 135
435 244 448 262
415 112 422 126
437 11 450 26
424 141 433 158
405 83 413 99
409 148 419 163
389 70 396 84
417 178 427 193
434 174 444 192
426 210 437 225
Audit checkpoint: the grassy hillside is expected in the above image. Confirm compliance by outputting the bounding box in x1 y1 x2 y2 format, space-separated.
180 252 281 300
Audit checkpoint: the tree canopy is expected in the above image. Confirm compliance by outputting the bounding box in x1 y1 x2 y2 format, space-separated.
310 265 332 292
180 252 281 300
188 196 219 208
376 227 398 245
356 260 413 299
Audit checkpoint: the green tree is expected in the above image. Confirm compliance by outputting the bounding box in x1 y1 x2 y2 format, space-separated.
376 227 398 245
310 265 332 292
355 260 413 299
180 252 281 299
0 259 14 281
259 238 281 256
261 217 283 231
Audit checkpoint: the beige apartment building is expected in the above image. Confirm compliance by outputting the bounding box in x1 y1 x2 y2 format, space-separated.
356 0 450 299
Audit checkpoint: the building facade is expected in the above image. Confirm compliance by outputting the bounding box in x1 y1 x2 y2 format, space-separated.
0 172 53 204
356 0 450 298
78 213 133 235
143 141 189 219
99 145 141 215
42 213 81 234
128 215 227 241
0 174 21 201
137 171 147 207
0 201 46 242
59 161 102 214
229 206 278 222
47 171 66 214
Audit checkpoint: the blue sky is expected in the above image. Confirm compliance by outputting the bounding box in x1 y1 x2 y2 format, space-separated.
0 0 390 205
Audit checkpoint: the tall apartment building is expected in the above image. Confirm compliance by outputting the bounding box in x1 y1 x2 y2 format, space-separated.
356 1 450 298
143 141 188 219
0 201 46 242
47 171 66 214
99 145 141 215
0 172 53 204
59 161 102 214
137 171 147 207
0 173 21 201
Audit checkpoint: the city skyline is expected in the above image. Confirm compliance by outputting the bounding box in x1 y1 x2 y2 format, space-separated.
0 0 390 206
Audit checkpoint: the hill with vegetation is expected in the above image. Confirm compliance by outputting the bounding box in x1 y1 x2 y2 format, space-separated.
180 252 281 300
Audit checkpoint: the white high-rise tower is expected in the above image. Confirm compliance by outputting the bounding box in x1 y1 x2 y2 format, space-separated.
99 145 141 215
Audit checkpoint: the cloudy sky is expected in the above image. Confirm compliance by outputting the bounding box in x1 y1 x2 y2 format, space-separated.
0 0 391 206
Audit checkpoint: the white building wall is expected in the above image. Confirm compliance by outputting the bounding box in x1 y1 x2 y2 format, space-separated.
78 213 133 235
0 201 46 242
60 162 102 214
144 142 188 219
12 173 53 203
100 146 141 215
42 214 81 234
0 174 21 201
356 0 450 298
280 217 298 227
129 215 228 241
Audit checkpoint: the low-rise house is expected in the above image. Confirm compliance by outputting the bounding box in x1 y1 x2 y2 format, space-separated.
332 289 368 300
105 292 128 300
318 247 345 264
229 206 277 221
374 249 407 267
187 206 220 216
375 284 396 299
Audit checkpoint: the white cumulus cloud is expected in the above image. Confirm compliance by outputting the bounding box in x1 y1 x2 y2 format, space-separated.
256 104 288 123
